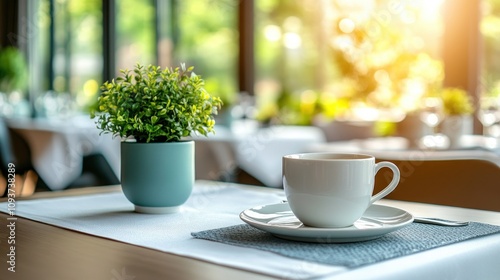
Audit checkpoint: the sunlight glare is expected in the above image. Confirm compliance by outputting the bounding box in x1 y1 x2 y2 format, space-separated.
415 0 444 21
283 32 302 49
264 25 282 42
283 16 302 32
338 18 355 33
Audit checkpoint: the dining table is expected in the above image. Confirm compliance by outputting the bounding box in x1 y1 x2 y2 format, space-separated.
6 116 121 190
192 122 327 187
1 180 499 280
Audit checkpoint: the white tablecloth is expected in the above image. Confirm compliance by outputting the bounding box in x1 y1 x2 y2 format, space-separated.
307 136 500 166
7 116 120 190
194 123 327 187
8 118 325 189
1 181 499 279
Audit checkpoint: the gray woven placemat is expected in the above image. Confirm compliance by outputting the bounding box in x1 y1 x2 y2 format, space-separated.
192 222 500 268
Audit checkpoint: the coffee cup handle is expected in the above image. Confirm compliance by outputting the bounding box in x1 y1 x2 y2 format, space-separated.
370 161 400 204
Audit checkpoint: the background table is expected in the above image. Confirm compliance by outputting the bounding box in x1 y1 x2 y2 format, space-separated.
7 116 120 190
192 124 326 187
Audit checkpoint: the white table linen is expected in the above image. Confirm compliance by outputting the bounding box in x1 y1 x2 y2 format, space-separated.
1 181 499 279
307 136 500 166
9 117 325 189
7 116 120 190
194 124 327 187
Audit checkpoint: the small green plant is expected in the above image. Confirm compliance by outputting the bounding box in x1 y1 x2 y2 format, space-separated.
441 87 474 116
91 63 222 143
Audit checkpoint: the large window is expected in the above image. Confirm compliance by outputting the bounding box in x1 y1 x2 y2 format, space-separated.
50 0 102 115
15 0 103 117
1 0 238 118
0 0 490 134
254 0 445 125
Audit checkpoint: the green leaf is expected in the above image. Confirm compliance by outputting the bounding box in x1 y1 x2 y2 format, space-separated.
158 108 167 116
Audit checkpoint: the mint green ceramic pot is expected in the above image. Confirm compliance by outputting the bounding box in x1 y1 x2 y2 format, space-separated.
121 141 194 214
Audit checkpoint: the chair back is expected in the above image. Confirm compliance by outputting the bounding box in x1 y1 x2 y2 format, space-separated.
374 155 500 212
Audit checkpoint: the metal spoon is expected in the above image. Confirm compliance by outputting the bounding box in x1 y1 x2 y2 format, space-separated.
413 217 469 227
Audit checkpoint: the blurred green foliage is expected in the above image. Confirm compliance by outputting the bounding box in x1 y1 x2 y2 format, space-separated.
440 88 474 116
254 0 444 126
172 0 238 107
0 47 28 93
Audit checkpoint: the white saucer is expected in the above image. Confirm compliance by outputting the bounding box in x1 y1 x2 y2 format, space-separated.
240 203 413 243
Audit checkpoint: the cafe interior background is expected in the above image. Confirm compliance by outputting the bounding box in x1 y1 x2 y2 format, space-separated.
1 0 500 196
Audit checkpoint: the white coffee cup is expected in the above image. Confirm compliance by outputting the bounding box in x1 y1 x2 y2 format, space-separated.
282 153 400 228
